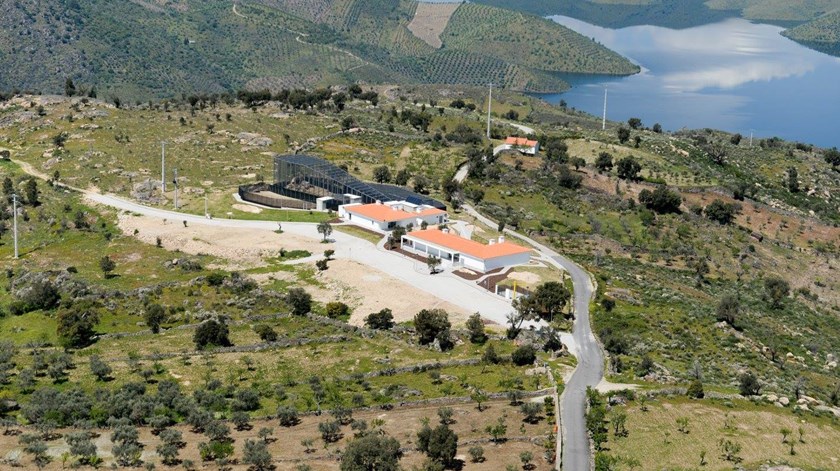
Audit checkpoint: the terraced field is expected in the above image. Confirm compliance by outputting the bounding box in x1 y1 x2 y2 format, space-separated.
442 3 640 75
0 0 642 98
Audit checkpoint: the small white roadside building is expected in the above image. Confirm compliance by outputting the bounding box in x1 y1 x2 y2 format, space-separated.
401 228 532 273
339 201 447 232
503 136 539 155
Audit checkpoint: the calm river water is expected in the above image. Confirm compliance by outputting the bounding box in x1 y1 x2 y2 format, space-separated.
542 16 840 148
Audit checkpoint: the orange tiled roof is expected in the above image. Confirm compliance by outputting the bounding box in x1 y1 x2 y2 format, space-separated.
405 228 531 260
345 204 445 223
505 136 538 147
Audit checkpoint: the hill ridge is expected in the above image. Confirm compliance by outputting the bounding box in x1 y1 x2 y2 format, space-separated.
0 0 639 100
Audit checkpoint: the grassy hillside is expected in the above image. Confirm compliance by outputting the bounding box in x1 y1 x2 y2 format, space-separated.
2 87 839 469
0 155 562 469
707 0 840 23
783 11 840 57
474 0 739 29
442 3 638 75
598 396 840 470
0 0 639 100
478 0 840 59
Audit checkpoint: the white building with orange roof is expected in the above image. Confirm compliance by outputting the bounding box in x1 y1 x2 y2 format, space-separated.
503 136 539 155
339 201 447 232
401 227 532 273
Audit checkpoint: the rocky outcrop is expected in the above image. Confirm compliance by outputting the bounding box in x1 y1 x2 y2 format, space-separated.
236 132 272 147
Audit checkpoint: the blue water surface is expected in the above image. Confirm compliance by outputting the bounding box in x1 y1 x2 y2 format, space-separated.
542 16 840 148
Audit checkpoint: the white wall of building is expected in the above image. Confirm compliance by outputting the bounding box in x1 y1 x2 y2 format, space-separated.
483 252 532 271
401 237 531 273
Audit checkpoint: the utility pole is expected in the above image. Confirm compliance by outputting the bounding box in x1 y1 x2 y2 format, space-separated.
12 194 19 259
486 83 493 139
749 130 754 147
161 141 166 192
173 168 179 210
204 195 208 218
602 87 608 131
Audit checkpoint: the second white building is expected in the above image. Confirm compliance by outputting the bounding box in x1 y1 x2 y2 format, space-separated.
339 201 447 232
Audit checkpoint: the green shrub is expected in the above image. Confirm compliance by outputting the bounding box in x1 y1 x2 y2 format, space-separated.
687 379 705 399
511 344 537 366
325 302 350 319
193 320 231 349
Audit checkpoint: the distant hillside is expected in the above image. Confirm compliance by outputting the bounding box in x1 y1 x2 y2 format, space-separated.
783 10 840 57
0 0 639 100
477 0 840 57
479 0 840 26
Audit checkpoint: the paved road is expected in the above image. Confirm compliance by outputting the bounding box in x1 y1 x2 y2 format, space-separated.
461 204 601 471
500 120 535 135
84 193 519 325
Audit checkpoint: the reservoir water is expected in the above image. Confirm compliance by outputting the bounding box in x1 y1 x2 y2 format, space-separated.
542 16 840 148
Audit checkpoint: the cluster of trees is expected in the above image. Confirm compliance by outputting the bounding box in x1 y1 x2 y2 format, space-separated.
2 176 40 206
372 165 410 188
395 107 433 132
417 418 459 469
445 123 484 145
449 99 477 111
63 78 97 99
638 186 681 214
704 199 740 225
236 84 378 110
616 156 642 180
14 375 278 467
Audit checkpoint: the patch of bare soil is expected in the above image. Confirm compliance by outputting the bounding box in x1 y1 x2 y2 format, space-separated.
407 2 461 48
311 259 471 326
0 400 553 470
116 214 475 318
116 213 324 268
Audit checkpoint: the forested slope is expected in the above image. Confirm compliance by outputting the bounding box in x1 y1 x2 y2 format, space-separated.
0 0 639 100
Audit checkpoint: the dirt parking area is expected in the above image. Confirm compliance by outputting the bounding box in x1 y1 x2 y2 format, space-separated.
313 259 471 326
117 214 473 324
117 213 325 267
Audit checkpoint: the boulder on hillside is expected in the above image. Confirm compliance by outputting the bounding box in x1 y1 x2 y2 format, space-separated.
236 132 272 147
132 178 159 202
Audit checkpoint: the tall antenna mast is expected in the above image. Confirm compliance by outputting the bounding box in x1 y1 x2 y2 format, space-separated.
602 87 608 131
12 194 19 259
486 83 493 139
161 141 167 192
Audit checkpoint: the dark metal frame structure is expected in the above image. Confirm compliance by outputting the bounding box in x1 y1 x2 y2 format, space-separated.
267 154 445 210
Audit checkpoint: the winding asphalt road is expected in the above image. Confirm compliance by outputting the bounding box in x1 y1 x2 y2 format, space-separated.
20 154 599 468
461 204 602 471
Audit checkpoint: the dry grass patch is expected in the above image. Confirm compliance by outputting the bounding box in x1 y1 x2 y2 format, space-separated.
407 2 461 48
606 398 840 471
